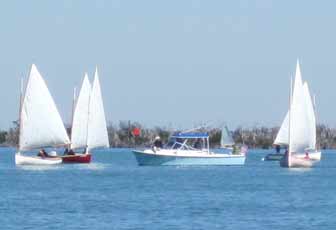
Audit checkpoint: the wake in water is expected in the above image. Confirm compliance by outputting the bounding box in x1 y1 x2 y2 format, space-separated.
17 165 64 171
288 167 313 173
76 163 107 171
15 163 109 171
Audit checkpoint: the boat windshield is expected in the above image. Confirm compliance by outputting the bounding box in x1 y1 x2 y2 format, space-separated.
166 133 210 152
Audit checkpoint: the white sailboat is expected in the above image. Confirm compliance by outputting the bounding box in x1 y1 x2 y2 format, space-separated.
15 64 70 165
263 111 289 161
280 60 321 168
274 111 289 146
62 68 109 163
220 125 234 149
71 73 91 150
87 68 109 151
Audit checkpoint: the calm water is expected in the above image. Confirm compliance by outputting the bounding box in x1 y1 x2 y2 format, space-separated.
0 148 335 229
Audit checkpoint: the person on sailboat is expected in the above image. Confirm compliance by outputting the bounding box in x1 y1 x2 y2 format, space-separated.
275 145 281 154
82 147 88 154
64 148 75 155
37 149 48 158
304 152 310 160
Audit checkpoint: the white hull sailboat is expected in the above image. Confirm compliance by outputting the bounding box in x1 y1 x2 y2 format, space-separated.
268 74 321 163
280 60 320 168
62 68 109 163
15 154 62 165
15 64 70 165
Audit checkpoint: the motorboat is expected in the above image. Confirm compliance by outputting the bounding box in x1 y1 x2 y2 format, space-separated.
133 132 247 166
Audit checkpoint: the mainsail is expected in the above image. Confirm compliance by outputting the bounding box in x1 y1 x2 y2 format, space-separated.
274 111 289 145
19 64 70 151
70 74 91 149
289 61 314 153
87 68 110 150
302 82 316 150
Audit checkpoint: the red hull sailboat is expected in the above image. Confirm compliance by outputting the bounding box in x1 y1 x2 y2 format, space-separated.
61 153 91 163
62 68 109 164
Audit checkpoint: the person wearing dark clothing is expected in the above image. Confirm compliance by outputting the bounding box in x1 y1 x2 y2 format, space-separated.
193 139 202 149
64 148 75 155
37 149 48 158
153 136 163 148
68 149 75 155
275 145 281 154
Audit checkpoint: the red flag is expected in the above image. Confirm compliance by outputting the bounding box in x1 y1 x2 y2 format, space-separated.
132 127 141 137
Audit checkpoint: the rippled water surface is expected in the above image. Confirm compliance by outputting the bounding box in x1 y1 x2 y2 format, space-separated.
0 148 335 229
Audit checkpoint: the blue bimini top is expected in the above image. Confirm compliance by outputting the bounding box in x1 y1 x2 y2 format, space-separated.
171 132 209 139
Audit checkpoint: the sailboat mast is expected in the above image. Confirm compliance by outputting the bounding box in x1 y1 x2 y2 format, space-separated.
85 72 93 153
313 94 319 150
18 77 24 151
288 76 293 167
69 87 77 148
72 87 77 122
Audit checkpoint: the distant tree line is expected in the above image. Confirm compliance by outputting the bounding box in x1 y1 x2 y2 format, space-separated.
1 121 336 149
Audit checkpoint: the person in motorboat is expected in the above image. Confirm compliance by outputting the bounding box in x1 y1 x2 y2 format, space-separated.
232 145 240 155
193 138 202 149
37 149 48 158
152 136 163 152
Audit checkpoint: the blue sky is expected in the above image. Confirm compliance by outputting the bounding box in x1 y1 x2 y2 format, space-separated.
0 0 335 129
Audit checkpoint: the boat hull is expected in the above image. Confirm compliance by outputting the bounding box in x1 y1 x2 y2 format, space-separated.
267 151 321 162
132 150 246 166
280 154 315 168
296 151 321 161
15 154 62 165
61 153 91 163
264 153 284 161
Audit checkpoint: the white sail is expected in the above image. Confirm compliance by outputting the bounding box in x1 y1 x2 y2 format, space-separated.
87 68 109 150
274 111 289 145
289 61 313 153
19 64 70 151
302 82 316 150
70 74 91 149
221 125 234 147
